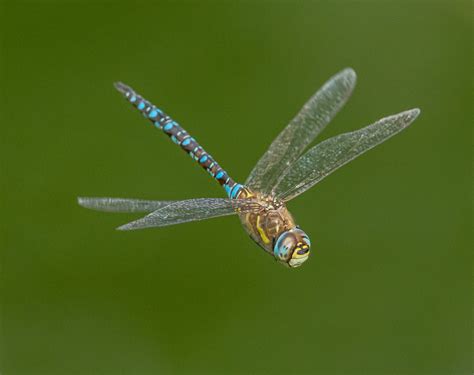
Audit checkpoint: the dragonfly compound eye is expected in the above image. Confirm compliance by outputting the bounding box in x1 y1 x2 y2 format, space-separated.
273 228 311 268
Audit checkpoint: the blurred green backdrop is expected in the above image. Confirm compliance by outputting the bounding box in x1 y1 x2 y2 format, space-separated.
1 1 471 374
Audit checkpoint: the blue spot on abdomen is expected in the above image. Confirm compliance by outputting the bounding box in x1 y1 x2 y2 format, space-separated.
163 122 174 132
181 138 191 146
230 184 242 199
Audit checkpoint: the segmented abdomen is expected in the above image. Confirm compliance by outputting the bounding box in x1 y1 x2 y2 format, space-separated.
114 82 245 199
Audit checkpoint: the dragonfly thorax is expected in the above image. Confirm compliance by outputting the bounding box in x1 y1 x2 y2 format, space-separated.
237 190 311 268
259 194 285 211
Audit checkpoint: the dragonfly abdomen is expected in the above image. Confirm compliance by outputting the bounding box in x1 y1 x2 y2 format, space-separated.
114 82 246 199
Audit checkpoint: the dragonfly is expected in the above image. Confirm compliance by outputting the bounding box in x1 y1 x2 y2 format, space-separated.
78 68 420 268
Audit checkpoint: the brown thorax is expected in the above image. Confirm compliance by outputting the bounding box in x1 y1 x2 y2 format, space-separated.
238 190 296 254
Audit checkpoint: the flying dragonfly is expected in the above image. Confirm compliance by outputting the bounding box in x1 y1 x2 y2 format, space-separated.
78 68 420 268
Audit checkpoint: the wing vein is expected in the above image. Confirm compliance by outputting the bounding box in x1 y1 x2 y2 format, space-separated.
245 68 357 195
274 109 421 201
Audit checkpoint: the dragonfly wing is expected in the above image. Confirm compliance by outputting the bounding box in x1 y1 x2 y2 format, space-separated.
78 197 175 213
245 68 357 195
274 109 421 201
116 198 261 231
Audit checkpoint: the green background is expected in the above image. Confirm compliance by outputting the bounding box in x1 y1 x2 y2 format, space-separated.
1 1 471 374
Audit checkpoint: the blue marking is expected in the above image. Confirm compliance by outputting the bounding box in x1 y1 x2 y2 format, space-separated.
163 122 174 132
230 184 242 199
130 95 137 103
154 121 162 129
182 138 191 146
138 102 145 110
171 136 179 144
274 232 291 259
224 184 232 196
216 171 224 179
199 155 208 164
148 110 158 118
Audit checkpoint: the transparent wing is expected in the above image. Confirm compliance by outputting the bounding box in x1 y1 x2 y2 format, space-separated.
78 197 175 213
245 68 357 195
274 109 421 201
116 198 262 231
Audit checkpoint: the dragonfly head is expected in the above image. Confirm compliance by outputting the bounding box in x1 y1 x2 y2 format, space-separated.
273 227 311 268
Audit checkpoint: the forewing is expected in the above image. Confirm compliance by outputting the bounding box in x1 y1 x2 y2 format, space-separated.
245 68 357 194
78 197 174 213
274 109 420 201
116 198 261 231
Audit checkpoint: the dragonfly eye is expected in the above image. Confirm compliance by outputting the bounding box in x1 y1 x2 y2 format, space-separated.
273 228 311 268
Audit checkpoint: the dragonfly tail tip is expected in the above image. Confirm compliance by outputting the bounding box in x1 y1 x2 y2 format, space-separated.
114 81 130 95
